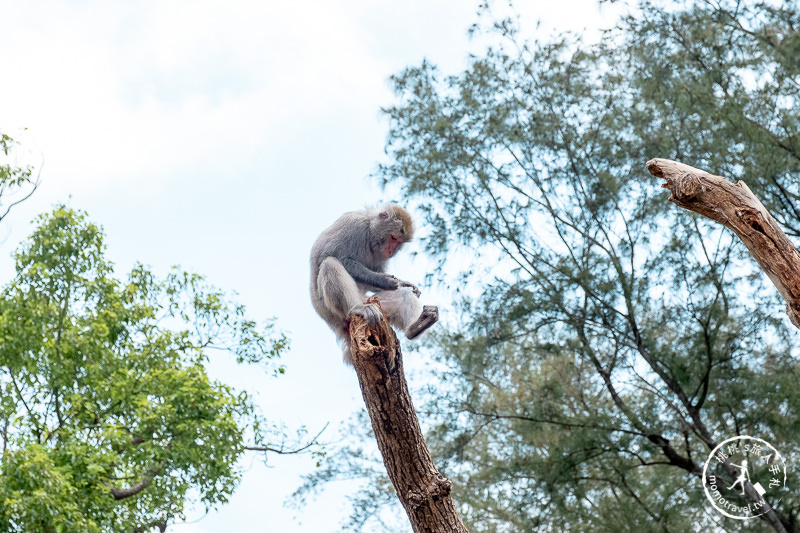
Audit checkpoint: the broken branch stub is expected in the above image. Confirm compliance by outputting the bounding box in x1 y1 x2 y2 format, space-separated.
647 158 800 328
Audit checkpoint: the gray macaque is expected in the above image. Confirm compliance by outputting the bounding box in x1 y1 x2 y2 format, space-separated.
310 204 438 364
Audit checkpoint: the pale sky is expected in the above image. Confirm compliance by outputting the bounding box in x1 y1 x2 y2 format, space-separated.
0 1 622 531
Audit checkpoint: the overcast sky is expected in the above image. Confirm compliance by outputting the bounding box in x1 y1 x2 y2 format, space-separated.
0 1 623 531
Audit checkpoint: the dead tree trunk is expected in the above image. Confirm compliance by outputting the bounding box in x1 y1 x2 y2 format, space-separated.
646 158 800 330
348 297 468 533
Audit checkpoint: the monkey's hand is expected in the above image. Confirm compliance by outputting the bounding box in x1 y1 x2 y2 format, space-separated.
349 302 383 325
396 279 421 298
382 275 401 291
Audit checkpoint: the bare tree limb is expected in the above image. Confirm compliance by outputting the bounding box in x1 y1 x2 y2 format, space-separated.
348 297 468 533
244 423 329 455
647 158 800 329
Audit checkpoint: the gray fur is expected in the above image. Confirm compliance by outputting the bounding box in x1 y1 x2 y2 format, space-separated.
310 205 425 364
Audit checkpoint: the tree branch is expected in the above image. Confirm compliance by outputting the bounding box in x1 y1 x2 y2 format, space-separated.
244 423 328 455
0 153 42 224
107 462 165 500
648 158 798 533
647 158 800 329
348 297 468 533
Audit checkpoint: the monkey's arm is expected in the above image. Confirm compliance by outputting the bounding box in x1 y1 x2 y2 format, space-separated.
340 257 400 291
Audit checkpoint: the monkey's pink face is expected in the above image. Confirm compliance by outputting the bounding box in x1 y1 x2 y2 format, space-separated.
383 234 402 258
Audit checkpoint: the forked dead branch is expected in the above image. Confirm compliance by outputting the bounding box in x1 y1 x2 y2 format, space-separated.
646 158 800 330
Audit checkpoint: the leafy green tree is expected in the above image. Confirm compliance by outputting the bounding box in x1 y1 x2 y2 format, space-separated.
0 207 293 532
305 1 800 531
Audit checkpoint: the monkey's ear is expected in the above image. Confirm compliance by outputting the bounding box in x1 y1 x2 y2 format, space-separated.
379 211 389 220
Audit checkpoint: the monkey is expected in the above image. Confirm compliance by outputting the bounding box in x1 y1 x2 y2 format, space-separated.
310 204 438 365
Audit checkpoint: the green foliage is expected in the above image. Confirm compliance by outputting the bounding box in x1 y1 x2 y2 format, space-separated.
0 132 38 224
0 134 33 186
625 0 800 236
0 207 290 532
314 1 800 531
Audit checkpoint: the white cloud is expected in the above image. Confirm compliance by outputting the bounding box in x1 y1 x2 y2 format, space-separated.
0 0 397 193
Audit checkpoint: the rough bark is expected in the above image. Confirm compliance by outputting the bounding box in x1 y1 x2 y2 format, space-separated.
349 297 468 533
647 158 800 330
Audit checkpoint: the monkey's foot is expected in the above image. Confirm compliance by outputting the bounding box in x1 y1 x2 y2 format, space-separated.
350 303 383 326
406 305 438 340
